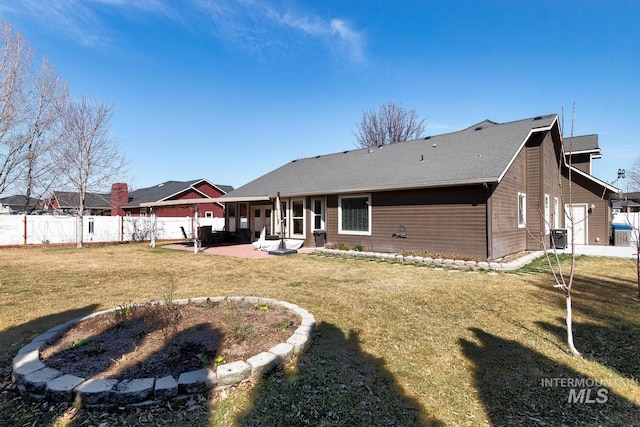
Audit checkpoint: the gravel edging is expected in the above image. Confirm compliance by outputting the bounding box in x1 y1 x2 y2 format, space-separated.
11 296 315 407
312 248 546 271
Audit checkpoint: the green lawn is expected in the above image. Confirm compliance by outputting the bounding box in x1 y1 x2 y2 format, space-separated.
0 244 638 426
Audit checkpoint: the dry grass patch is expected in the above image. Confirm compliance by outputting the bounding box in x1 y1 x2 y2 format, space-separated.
0 244 638 426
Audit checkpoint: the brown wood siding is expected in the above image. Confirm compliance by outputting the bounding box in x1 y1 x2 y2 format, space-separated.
565 154 591 174
525 133 543 249
490 143 527 259
542 131 564 244
324 187 489 259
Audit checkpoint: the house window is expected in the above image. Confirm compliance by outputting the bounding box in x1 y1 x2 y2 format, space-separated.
553 197 560 229
140 208 147 218
339 195 371 235
205 211 213 218
544 194 550 234
291 199 305 237
517 192 526 228
312 198 325 230
88 219 95 234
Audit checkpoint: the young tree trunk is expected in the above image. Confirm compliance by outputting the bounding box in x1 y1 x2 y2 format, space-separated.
636 247 639 299
76 215 83 249
565 294 580 356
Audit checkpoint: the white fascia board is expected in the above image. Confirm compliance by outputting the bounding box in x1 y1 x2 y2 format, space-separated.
568 166 621 193
496 115 558 183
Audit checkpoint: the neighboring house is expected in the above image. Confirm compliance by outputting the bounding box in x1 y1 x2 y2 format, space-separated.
612 192 640 213
219 114 619 260
0 195 42 214
44 192 111 216
113 179 233 218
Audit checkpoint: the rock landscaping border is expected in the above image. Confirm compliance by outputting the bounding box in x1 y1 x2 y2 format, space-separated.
11 296 315 407
313 248 546 271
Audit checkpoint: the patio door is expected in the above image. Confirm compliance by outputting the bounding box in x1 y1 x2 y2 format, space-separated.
565 204 587 246
251 206 272 241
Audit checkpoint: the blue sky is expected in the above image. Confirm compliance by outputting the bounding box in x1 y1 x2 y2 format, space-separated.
1 0 638 191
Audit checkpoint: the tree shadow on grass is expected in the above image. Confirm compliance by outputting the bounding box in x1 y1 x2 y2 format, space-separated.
536 318 640 382
235 322 443 426
0 305 100 424
0 304 100 370
459 327 639 426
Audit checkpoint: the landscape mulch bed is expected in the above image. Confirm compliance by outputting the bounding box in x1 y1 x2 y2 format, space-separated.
40 300 299 381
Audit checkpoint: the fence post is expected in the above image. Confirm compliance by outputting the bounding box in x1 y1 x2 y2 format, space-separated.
22 214 27 246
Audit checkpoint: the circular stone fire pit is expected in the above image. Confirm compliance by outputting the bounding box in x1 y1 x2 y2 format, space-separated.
11 297 315 407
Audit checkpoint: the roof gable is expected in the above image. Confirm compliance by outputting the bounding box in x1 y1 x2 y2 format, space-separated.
125 179 233 208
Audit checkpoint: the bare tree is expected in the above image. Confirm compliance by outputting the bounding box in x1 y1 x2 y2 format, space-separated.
548 105 580 356
0 21 34 194
53 96 127 248
0 21 68 209
353 101 426 148
629 157 640 191
21 58 68 212
529 104 581 356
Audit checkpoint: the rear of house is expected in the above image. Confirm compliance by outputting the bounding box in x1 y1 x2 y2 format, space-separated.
220 114 619 260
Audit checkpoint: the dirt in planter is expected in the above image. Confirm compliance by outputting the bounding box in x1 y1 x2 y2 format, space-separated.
40 300 300 381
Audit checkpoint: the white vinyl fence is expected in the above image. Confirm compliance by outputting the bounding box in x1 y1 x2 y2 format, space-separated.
0 215 224 246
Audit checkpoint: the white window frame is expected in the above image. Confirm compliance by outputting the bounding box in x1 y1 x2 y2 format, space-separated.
338 194 371 236
544 194 550 235
290 199 305 238
311 198 325 231
517 192 526 228
553 197 560 229
205 211 213 218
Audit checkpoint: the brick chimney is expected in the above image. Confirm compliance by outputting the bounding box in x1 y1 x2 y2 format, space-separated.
110 183 129 216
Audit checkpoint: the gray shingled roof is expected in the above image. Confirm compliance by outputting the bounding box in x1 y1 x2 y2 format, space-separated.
564 134 599 154
223 114 558 199
0 195 41 211
54 192 110 209
125 179 233 208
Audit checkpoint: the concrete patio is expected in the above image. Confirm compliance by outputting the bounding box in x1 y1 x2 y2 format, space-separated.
161 242 314 259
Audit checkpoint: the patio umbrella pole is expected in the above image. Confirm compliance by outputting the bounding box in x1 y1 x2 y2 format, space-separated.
269 191 297 256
